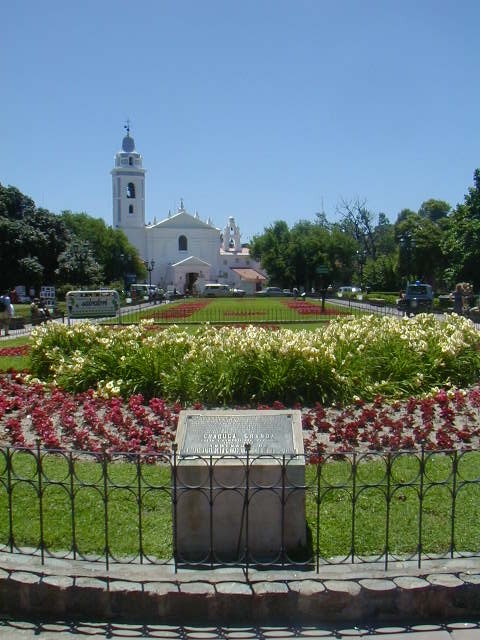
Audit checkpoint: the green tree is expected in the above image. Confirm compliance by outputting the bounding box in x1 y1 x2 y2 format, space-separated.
337 198 378 260
0 184 69 289
0 184 35 220
55 239 103 287
60 211 144 283
250 221 291 287
363 254 398 291
325 224 359 286
441 169 480 289
288 220 331 290
373 213 396 257
251 217 358 290
18 256 44 293
418 198 451 222
394 205 448 289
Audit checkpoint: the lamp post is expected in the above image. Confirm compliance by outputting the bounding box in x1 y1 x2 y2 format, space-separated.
356 250 366 288
399 233 415 285
144 259 155 287
120 253 131 292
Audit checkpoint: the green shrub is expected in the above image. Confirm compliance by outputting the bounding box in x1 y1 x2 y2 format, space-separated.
29 315 480 406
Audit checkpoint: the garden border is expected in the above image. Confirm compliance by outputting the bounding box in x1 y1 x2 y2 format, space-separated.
0 552 479 624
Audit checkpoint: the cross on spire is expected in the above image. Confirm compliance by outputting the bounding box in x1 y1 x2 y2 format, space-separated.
124 118 131 136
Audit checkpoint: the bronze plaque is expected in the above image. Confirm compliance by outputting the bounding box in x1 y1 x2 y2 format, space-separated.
181 413 295 456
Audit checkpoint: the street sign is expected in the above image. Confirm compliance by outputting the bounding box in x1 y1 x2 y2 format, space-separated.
66 290 120 320
316 265 329 274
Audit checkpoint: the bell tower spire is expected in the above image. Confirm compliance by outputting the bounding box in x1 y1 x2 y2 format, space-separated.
111 123 146 255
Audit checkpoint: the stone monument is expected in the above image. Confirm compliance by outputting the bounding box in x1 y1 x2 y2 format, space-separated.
174 410 306 564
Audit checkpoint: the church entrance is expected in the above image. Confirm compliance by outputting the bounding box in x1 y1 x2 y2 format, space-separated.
185 272 198 295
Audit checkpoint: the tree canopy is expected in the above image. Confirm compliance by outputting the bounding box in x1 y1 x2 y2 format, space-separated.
0 183 143 294
3 167 480 295
251 169 480 292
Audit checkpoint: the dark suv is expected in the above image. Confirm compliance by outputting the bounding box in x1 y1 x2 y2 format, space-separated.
398 282 434 315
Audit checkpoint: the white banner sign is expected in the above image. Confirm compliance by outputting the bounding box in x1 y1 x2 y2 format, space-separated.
66 290 120 319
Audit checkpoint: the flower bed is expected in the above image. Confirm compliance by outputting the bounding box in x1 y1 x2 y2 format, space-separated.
28 314 480 406
144 300 211 320
0 345 31 358
283 299 348 315
0 375 179 452
1 373 480 456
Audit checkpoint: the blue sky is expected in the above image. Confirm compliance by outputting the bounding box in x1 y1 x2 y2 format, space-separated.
2 0 479 242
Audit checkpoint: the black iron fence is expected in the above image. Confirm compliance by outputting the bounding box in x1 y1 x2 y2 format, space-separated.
4 297 479 338
1 443 479 577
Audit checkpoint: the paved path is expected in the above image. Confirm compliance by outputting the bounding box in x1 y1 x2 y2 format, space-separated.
1 619 480 638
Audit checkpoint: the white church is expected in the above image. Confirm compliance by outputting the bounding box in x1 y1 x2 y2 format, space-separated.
111 127 266 295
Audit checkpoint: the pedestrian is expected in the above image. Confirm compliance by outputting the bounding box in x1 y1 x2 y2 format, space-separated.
0 290 13 336
453 283 464 315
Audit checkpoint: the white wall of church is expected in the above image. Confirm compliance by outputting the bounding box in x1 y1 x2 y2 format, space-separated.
112 128 266 294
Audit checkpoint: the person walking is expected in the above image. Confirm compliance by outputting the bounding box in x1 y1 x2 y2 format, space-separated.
0 290 13 336
453 283 464 315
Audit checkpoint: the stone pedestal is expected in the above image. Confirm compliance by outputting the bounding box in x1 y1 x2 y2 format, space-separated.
174 410 306 563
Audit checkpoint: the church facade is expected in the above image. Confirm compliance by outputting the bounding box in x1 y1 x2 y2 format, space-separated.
111 128 266 294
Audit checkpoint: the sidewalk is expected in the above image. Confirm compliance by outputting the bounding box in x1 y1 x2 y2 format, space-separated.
1 618 480 639
1 552 480 627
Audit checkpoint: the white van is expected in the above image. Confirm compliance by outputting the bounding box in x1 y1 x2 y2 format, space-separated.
203 284 231 297
337 286 361 297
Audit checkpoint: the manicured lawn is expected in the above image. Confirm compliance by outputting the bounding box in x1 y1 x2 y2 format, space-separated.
123 296 346 326
1 450 478 562
0 452 172 559
0 337 31 372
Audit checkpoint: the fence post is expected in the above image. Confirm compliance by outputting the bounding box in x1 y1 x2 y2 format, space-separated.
244 443 251 582
385 451 392 571
315 448 322 574
69 450 77 560
172 443 178 573
351 451 357 563
281 453 286 567
36 439 45 565
450 450 458 559
101 445 110 571
136 452 144 563
6 447 14 553
418 445 425 569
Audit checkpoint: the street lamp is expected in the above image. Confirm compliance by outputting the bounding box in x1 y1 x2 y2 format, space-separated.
356 250 367 288
399 233 415 285
144 259 155 287
120 253 132 291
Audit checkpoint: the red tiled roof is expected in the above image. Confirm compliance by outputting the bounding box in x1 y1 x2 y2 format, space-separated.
231 268 267 282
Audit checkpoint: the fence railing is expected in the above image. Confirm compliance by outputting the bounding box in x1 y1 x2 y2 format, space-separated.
5 297 479 338
1 443 478 577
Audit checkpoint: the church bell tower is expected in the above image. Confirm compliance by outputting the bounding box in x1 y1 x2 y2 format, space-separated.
111 123 146 254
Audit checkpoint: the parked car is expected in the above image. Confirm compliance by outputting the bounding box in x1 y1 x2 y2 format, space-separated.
203 284 231 297
256 287 287 296
165 286 184 301
397 282 434 315
202 284 246 297
337 286 361 297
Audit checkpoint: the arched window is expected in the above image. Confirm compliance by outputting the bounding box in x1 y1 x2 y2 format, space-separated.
126 182 136 198
178 235 188 251
129 157 133 166
128 204 134 214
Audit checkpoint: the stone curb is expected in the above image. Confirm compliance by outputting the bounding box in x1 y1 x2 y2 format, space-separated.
1 556 480 625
